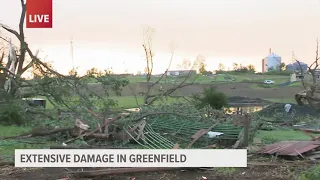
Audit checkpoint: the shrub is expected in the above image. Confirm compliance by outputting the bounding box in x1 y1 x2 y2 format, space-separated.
191 87 228 110
0 102 25 125
300 165 320 180
0 91 25 125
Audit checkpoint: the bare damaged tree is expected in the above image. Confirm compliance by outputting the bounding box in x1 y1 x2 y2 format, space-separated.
0 0 68 95
0 0 129 122
141 27 197 105
295 39 320 110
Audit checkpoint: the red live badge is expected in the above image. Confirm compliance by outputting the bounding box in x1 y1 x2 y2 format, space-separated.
26 0 52 28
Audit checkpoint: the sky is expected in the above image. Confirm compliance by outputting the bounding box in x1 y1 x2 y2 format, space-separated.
1 0 320 75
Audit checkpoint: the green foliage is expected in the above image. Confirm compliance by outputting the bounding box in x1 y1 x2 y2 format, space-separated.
256 129 316 144
217 64 255 74
198 62 206 75
0 102 25 125
300 165 320 180
191 87 228 110
96 74 129 96
263 70 291 76
0 91 25 125
32 76 71 104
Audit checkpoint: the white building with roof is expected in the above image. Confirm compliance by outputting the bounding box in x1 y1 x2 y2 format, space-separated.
262 49 282 73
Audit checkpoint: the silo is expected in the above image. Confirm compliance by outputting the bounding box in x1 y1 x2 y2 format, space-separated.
286 64 294 71
265 53 281 71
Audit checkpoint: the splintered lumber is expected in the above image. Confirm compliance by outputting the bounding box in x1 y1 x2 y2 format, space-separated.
64 114 123 144
242 114 250 147
71 167 183 178
185 122 219 149
0 127 72 140
232 129 244 149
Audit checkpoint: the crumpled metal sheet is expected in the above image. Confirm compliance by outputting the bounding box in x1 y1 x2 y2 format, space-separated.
257 141 320 156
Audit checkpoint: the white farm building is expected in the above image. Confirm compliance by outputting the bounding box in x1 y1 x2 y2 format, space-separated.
262 49 282 73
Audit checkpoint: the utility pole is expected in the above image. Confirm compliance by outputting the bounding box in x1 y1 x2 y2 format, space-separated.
292 51 295 64
70 37 74 69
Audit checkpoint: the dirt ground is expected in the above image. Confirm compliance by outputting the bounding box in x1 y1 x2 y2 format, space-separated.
0 164 310 180
88 82 304 99
0 156 313 180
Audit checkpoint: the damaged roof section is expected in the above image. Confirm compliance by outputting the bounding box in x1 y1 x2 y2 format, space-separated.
257 141 320 156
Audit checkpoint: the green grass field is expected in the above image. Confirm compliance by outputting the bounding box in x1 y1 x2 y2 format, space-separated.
256 129 316 144
265 98 297 104
36 95 297 111
127 74 290 84
288 81 303 87
0 125 58 159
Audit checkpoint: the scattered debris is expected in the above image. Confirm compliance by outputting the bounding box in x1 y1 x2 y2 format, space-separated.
259 103 320 118
257 141 320 158
284 104 292 113
0 105 253 178
201 176 208 180
207 131 224 138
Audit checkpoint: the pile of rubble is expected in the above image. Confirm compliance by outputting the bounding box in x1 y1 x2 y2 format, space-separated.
63 107 246 150
0 104 252 178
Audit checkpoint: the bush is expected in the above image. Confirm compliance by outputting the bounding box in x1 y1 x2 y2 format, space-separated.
191 87 228 110
0 101 25 126
0 91 25 125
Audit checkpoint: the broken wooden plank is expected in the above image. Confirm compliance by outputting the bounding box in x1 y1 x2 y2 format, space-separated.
185 122 220 149
71 167 183 178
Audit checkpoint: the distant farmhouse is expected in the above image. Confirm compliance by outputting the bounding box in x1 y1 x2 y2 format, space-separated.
289 68 320 83
166 70 197 76
261 49 282 73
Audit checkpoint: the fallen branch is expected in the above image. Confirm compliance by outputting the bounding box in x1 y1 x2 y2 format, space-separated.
63 114 123 144
0 161 14 167
71 167 183 178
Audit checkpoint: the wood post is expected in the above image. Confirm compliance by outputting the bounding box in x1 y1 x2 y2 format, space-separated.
243 114 250 147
